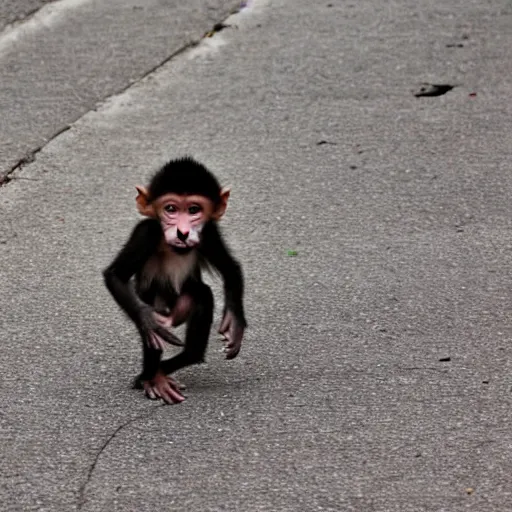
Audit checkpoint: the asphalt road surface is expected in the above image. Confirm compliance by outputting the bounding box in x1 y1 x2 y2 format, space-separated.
1 0 512 511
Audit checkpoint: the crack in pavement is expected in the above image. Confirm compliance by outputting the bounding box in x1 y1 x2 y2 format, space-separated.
0 38 197 188
0 1 60 36
0 6 245 188
76 405 164 511
0 125 71 187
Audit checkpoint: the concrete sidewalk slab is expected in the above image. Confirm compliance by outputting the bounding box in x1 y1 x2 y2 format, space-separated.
0 0 239 181
0 0 54 32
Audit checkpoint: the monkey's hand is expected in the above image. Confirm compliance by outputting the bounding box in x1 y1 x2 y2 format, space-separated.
142 372 185 404
138 306 184 350
218 310 245 359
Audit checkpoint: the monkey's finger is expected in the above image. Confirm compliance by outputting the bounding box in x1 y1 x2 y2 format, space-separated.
225 329 243 359
225 345 241 359
153 311 174 328
166 390 185 404
225 336 239 350
167 376 186 390
153 311 170 321
142 381 158 400
147 332 160 350
154 326 184 347
218 312 232 333
222 331 235 353
155 327 184 347
160 382 185 404
149 331 167 350
227 326 244 346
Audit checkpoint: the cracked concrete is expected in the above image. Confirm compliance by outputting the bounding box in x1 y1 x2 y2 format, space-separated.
77 407 163 510
0 14 236 188
0 0 240 182
0 125 71 187
0 0 55 33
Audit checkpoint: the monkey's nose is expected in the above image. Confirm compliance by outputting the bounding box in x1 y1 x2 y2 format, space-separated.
177 230 189 242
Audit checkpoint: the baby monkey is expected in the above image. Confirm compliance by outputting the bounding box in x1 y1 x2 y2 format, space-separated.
104 157 246 404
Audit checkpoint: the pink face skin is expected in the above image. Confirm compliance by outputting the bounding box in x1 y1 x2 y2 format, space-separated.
154 194 215 249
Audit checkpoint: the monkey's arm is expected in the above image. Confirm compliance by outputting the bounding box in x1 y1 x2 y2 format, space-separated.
202 222 247 359
103 219 183 348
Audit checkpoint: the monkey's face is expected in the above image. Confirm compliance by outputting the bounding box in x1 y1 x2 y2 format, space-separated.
155 194 214 250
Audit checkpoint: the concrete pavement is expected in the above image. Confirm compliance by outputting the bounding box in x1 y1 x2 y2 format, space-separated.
1 0 512 510
0 1 56 32
0 0 239 181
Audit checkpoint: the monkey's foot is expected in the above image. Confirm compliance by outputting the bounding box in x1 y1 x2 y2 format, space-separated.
142 372 185 404
133 374 186 390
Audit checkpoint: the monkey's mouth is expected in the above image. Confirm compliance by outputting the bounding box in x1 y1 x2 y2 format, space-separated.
170 244 194 255
170 240 198 249
168 239 196 252
170 240 187 248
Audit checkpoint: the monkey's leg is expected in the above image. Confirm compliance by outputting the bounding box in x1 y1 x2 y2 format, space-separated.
159 282 214 384
134 343 186 404
132 296 188 401
135 289 209 404
132 343 160 389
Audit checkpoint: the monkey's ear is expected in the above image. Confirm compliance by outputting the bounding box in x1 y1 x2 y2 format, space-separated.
213 187 231 220
135 186 156 218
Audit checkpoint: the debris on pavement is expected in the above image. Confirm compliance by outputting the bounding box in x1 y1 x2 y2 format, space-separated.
414 83 455 97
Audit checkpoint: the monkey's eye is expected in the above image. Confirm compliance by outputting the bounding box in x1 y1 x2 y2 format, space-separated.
164 204 177 213
188 205 202 215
